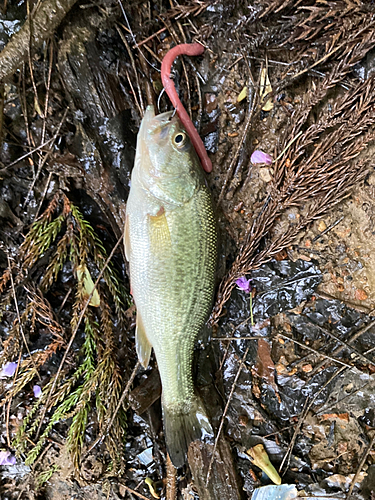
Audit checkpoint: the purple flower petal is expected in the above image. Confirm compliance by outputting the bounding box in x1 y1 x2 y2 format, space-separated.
33 385 42 398
0 450 16 465
0 362 18 379
251 150 273 165
236 277 252 294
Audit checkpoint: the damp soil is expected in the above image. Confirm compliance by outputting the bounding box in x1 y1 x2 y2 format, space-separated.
0 1 375 500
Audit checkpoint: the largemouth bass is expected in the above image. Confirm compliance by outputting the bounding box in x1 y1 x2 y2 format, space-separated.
125 105 217 467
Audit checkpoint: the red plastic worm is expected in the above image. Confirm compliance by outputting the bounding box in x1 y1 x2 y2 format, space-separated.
161 43 213 173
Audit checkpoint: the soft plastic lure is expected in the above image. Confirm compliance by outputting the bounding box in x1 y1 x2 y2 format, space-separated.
161 43 213 173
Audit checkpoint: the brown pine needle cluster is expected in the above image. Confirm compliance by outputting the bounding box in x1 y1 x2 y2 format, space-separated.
213 50 375 324
0 193 130 471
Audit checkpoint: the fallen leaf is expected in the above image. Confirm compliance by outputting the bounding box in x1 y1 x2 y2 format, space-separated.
259 167 272 183
302 364 313 373
247 444 281 485
320 413 350 422
77 264 101 307
274 250 288 261
145 477 160 499
254 339 277 392
237 86 248 102
260 68 273 111
355 289 368 301
318 220 327 232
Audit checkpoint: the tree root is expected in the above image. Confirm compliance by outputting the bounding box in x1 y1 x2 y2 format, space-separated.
0 0 78 82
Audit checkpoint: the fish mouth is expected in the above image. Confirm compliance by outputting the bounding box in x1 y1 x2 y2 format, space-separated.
140 105 175 142
136 105 176 180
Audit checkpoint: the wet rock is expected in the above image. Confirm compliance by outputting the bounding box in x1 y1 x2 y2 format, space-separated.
251 484 298 500
0 199 22 227
57 11 136 240
222 260 322 332
128 369 162 415
316 367 375 418
361 464 375 498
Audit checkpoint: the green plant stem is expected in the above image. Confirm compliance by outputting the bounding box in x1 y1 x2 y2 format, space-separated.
249 292 254 327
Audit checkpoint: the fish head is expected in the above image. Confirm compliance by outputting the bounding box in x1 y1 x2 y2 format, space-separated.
135 105 202 207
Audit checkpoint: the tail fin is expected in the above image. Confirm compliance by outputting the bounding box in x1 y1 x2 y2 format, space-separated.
162 395 214 468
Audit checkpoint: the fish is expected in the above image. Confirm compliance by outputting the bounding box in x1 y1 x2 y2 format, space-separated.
124 105 217 467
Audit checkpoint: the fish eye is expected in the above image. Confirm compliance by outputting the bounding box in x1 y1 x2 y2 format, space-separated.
173 132 187 148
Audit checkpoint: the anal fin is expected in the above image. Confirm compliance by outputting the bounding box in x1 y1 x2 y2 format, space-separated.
136 313 152 368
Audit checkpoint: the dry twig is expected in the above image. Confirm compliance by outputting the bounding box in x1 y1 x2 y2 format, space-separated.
0 0 78 81
346 431 375 499
206 346 249 484
118 484 151 500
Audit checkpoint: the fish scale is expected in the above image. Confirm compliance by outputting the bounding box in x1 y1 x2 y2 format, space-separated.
125 106 217 467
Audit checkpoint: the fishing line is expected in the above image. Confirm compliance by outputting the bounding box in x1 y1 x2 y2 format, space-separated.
157 87 165 114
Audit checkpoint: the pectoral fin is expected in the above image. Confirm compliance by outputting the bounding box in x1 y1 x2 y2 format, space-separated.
124 215 131 261
136 313 152 368
148 207 171 252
